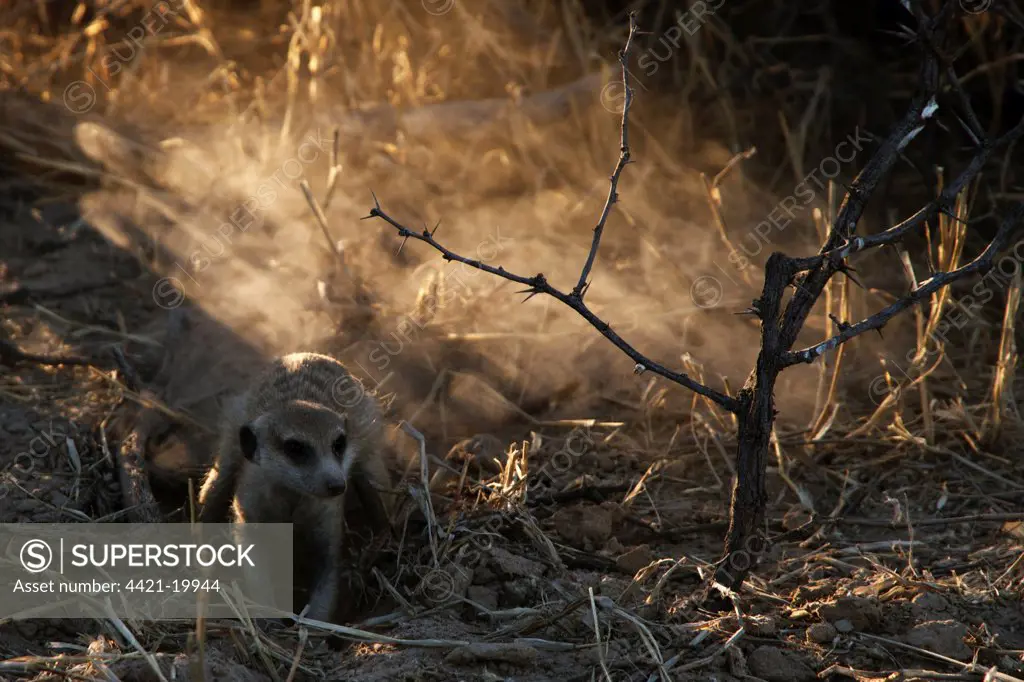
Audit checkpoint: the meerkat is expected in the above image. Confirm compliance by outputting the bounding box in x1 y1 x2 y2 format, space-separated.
197 352 391 622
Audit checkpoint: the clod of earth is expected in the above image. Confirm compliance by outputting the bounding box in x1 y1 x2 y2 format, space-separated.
552 503 614 549
903 620 972 661
816 596 884 633
747 645 817 682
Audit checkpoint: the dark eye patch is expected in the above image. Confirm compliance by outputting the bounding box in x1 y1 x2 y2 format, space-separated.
332 434 347 458
239 425 258 460
280 438 313 462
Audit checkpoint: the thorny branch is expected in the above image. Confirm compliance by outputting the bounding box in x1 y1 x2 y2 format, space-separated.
572 18 636 301
777 50 942 351
789 113 1024 275
366 196 739 412
786 203 1024 366
364 11 740 414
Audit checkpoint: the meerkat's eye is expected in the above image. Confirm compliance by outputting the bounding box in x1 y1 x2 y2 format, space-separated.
239 425 258 460
280 438 312 461
331 434 347 458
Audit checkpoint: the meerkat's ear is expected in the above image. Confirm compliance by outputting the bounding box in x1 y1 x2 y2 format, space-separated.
239 423 259 461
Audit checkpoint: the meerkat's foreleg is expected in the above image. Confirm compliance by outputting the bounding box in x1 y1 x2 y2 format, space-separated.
231 479 291 616
232 518 287 615
349 460 393 537
303 507 343 621
198 396 247 523
196 458 239 523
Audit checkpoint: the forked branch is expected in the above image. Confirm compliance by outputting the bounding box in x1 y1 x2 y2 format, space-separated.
363 11 739 414
785 202 1024 366
572 18 637 300
361 0 1024 594
789 114 1024 274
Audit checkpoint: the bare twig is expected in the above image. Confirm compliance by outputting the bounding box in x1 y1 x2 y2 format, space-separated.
790 114 1024 275
363 14 736 412
786 203 1024 366
572 18 637 300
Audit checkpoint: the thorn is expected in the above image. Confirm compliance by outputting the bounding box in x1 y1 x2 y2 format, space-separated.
828 313 851 333
836 263 865 289
396 235 409 257
735 298 763 317
937 205 970 227
430 220 441 237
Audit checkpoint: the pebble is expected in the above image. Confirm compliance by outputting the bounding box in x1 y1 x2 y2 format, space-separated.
834 619 855 634
807 622 838 644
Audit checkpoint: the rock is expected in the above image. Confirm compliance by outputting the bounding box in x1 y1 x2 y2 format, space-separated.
911 591 951 618
746 614 777 637
806 622 837 644
13 500 37 513
472 565 496 584
782 505 812 530
552 504 612 549
418 562 472 605
615 545 654 574
467 585 498 611
817 596 883 632
834 619 855 634
489 546 544 579
4 418 29 434
791 582 832 604
903 620 971 661
15 621 37 638
747 646 816 682
501 579 538 607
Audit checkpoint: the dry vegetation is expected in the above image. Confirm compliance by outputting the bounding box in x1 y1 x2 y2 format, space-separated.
1 0 1023 681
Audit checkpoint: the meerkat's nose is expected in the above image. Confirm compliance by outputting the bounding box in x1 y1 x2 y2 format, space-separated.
326 480 347 496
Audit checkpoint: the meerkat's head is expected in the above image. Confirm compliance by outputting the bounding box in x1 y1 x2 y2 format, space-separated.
239 400 357 498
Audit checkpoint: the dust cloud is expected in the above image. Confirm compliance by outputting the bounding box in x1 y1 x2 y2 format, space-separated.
68 0 905 455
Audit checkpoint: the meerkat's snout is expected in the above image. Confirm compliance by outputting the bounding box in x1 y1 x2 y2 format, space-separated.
315 456 349 498
237 401 358 499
